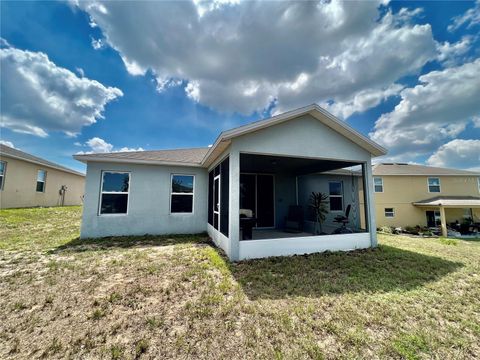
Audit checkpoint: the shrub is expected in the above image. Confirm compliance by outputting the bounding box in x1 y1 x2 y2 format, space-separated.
378 226 393 234
404 226 418 235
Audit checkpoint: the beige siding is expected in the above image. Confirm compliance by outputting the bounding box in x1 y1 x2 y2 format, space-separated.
370 175 480 227
0 156 85 209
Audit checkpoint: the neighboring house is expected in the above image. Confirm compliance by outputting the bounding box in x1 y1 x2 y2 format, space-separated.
371 163 480 236
0 144 85 209
74 104 386 261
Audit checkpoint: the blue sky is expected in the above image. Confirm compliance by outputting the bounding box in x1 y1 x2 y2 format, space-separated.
1 0 479 173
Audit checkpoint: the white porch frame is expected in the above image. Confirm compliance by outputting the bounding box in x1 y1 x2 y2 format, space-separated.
206 149 379 261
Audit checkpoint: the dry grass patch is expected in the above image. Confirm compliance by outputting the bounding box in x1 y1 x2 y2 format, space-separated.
1 207 479 359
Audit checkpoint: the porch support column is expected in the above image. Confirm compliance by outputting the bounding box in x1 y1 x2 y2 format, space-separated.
439 206 447 237
229 150 240 261
363 160 378 247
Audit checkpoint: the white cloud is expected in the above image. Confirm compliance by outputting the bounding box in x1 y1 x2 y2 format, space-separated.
91 37 105 50
448 0 480 32
0 44 123 137
370 59 480 158
74 1 437 116
0 37 11 47
437 36 472 66
473 116 480 128
76 137 144 154
0 140 15 148
85 137 113 153
75 67 85 77
427 139 480 171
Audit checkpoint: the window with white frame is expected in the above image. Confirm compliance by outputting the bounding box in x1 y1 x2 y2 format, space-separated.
428 177 441 193
374 177 383 192
0 161 5 190
329 181 343 211
36 170 47 192
100 171 130 214
171 174 194 213
384 208 395 218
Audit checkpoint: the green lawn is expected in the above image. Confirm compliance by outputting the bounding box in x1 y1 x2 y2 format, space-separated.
1 207 479 359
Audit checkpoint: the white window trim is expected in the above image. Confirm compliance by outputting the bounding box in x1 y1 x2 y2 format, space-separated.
98 171 131 216
374 177 383 193
170 174 195 215
427 177 441 193
36 169 47 193
329 180 344 212
0 160 6 191
478 177 480 194
213 174 221 229
384 208 395 218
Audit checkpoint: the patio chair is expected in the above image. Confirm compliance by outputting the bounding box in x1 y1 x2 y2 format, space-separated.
333 204 353 234
240 208 256 240
284 205 304 233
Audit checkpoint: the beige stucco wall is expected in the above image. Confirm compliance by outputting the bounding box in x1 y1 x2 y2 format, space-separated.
370 175 480 228
0 156 85 209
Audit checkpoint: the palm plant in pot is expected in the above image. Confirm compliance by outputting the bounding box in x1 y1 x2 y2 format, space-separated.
309 191 329 235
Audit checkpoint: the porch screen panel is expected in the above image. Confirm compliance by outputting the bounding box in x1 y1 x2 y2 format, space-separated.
240 174 256 211
208 171 213 225
257 175 275 227
220 157 229 236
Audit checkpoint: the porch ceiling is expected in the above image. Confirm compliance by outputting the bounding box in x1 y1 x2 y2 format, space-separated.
240 153 360 175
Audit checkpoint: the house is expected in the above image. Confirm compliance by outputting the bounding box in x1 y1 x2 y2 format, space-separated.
74 104 387 261
0 144 85 209
371 163 480 236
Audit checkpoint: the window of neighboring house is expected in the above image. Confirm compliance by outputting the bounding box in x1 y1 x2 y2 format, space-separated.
0 161 5 190
171 174 194 213
329 181 343 211
99 171 130 215
478 177 480 193
428 177 441 193
36 170 47 192
385 208 395 218
374 177 383 192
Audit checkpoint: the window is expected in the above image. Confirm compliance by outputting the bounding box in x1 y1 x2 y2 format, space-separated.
478 177 480 193
36 170 47 192
384 208 395 218
99 171 130 215
171 174 194 213
428 177 441 193
374 177 383 192
0 161 5 190
329 181 343 211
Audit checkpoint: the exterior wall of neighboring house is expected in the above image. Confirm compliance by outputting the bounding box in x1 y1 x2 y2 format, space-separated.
80 161 208 238
0 156 85 209
373 175 480 227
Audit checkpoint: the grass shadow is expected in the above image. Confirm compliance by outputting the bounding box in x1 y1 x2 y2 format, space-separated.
228 245 463 299
49 233 210 254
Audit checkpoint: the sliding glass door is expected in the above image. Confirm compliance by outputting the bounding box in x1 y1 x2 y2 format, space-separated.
240 174 274 228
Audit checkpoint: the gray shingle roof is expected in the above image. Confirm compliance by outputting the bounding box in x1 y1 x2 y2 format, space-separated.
74 147 209 166
0 144 85 176
373 163 480 176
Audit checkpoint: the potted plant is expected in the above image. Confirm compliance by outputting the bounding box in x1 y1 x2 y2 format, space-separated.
309 191 329 234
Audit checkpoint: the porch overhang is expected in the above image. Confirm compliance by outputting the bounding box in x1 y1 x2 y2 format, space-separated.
413 196 480 208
